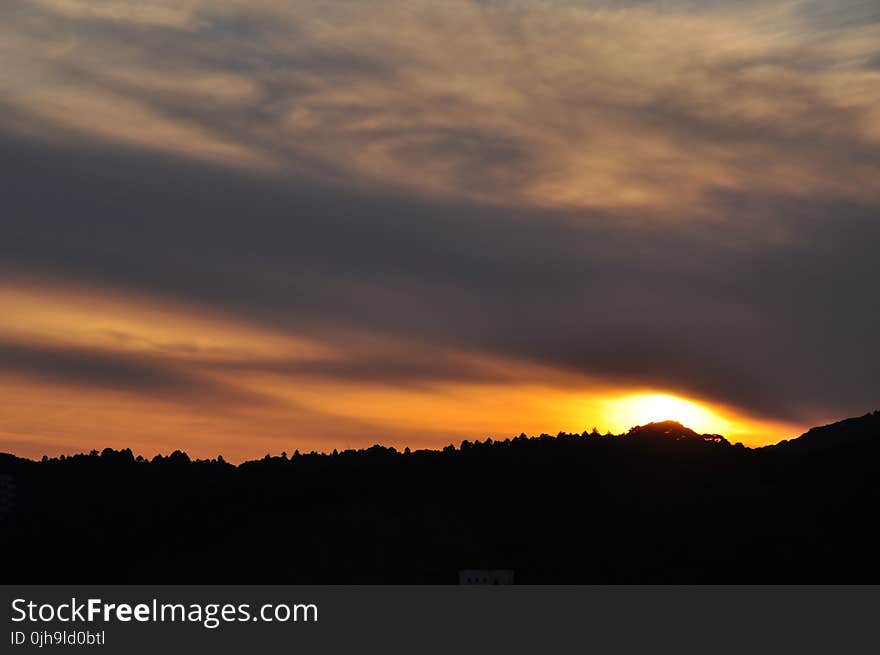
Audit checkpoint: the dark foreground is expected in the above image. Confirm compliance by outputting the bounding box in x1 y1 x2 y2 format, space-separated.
2 412 879 583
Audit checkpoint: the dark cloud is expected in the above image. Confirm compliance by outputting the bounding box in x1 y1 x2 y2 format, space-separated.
797 0 880 30
208 353 513 387
0 339 276 407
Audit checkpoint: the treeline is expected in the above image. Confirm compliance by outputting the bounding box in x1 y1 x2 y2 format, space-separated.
2 413 878 583
8 420 738 471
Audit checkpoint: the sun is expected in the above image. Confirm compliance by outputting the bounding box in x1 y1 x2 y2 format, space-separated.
602 393 731 435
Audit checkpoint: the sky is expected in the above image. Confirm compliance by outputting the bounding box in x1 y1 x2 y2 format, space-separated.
1 0 879 461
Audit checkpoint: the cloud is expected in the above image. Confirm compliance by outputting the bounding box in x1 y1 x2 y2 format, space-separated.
0 0 878 450
209 353 516 388
3 0 878 214
2 128 877 427
0 339 278 407
31 0 204 29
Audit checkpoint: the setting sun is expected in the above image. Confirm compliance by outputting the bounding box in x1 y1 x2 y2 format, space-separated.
602 393 732 436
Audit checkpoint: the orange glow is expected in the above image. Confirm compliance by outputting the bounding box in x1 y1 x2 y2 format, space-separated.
0 0 870 464
0 280 805 462
0 281 329 359
594 391 802 446
602 393 732 435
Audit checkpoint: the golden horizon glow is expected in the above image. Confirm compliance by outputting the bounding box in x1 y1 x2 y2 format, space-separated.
601 393 732 435
3 0 872 460
0 281 807 462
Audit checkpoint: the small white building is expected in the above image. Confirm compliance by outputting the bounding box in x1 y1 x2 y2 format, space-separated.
458 569 514 585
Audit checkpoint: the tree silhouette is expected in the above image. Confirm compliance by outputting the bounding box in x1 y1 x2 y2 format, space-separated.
1 411 878 583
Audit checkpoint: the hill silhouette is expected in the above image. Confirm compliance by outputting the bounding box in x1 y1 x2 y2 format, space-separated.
625 420 730 444
765 411 880 453
1 411 878 583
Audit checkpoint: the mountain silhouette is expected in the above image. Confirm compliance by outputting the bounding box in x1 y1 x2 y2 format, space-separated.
1 410 878 583
766 411 880 453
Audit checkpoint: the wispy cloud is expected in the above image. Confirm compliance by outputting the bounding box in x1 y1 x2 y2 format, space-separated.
4 1 878 214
